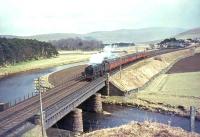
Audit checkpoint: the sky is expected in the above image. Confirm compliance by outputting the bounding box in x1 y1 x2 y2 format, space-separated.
0 0 200 36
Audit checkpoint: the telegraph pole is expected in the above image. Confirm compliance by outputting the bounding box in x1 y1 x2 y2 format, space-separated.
106 73 110 96
120 57 122 79
34 78 46 137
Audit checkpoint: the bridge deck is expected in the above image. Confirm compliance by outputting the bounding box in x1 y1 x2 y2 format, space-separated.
0 75 90 136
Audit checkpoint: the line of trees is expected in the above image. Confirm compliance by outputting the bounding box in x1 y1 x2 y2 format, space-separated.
111 42 135 47
50 38 103 50
158 38 177 45
158 38 188 49
0 38 58 66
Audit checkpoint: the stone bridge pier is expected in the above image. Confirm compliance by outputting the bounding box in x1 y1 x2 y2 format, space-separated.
58 108 83 133
0 102 9 112
81 93 102 113
55 93 103 133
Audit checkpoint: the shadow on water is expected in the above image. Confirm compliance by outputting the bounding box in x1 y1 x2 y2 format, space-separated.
0 62 86 103
83 104 200 133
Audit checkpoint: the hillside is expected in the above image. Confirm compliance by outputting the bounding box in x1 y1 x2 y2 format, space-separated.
0 35 20 39
24 33 81 41
85 27 185 43
176 27 200 39
0 27 185 43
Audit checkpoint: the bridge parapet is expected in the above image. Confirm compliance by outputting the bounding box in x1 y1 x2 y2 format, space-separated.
44 77 106 129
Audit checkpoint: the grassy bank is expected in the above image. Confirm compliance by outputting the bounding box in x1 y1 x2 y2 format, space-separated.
82 121 199 137
22 125 44 137
0 51 92 79
106 47 200 119
104 71 200 119
110 48 193 91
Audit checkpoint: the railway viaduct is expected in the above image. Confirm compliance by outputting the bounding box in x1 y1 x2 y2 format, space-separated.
0 75 111 137
0 46 196 137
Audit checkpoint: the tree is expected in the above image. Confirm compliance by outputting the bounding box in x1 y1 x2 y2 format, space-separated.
50 38 103 51
0 38 58 66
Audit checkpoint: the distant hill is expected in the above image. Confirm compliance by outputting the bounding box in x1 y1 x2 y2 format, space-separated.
0 35 19 39
85 27 185 43
24 33 81 41
0 27 186 43
176 27 200 39
0 34 81 41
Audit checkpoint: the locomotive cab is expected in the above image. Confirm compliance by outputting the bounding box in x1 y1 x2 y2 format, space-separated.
85 65 94 80
84 63 106 81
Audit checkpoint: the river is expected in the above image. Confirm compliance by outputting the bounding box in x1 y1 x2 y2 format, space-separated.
83 104 200 133
0 62 199 134
0 62 86 103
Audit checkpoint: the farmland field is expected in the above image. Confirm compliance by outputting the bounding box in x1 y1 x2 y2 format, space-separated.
137 53 200 114
139 72 200 109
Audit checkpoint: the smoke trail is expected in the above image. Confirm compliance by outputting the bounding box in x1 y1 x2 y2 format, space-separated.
89 45 117 64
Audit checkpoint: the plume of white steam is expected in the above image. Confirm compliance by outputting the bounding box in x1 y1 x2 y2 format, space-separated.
89 45 117 64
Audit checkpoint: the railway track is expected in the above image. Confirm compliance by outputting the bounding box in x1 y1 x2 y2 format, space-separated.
45 77 104 117
0 78 89 136
0 75 83 121
0 47 193 136
44 77 106 128
110 47 192 75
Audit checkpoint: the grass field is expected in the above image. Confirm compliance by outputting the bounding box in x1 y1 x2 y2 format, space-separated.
0 51 92 78
144 72 200 97
138 72 200 111
104 71 200 118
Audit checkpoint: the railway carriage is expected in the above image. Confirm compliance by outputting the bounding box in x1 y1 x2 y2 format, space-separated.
84 51 147 80
83 47 187 81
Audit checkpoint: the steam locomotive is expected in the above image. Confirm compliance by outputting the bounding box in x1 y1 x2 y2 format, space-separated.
82 45 190 81
83 51 147 80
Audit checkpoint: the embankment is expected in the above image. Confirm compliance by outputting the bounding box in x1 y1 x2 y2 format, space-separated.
110 48 197 92
104 47 200 119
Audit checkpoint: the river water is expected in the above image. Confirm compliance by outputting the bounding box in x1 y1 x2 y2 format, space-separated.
0 62 199 134
83 104 200 133
0 62 86 103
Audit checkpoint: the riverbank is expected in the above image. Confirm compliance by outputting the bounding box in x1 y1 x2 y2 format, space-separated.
0 51 92 79
82 121 200 137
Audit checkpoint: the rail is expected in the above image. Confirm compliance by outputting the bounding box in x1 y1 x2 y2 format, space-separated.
44 77 106 128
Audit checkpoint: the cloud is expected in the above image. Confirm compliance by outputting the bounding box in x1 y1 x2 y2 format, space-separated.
0 0 199 35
